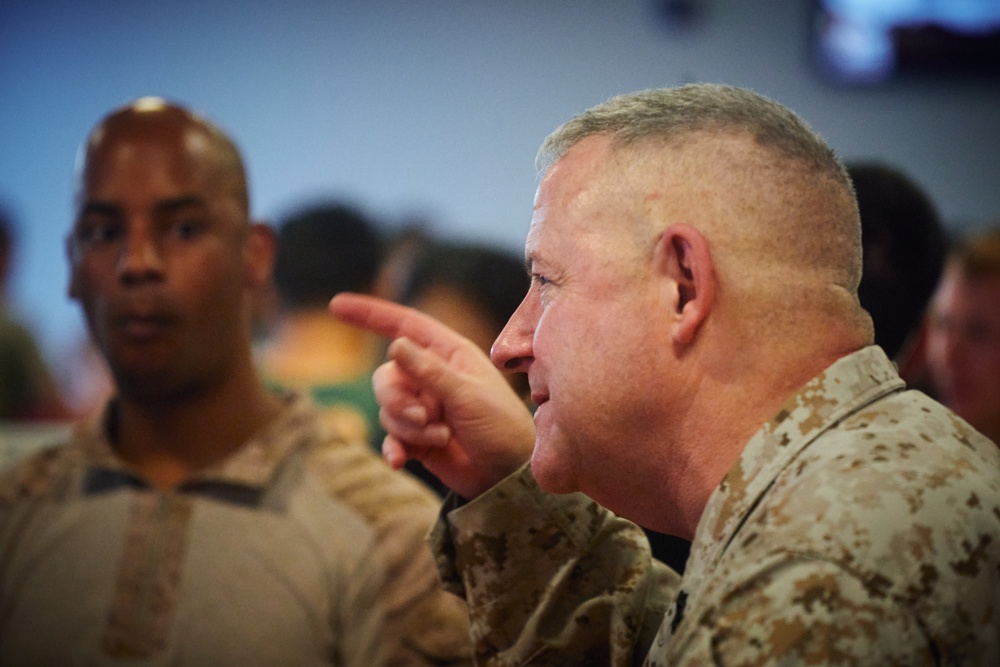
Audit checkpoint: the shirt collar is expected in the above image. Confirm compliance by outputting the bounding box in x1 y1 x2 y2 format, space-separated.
684 346 905 589
76 392 323 495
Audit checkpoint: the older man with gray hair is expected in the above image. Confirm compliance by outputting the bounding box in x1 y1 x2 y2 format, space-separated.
333 83 1000 665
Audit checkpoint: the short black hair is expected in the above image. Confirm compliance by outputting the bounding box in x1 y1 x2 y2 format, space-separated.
0 204 15 285
273 202 385 310
400 242 528 336
849 162 946 359
0 204 13 250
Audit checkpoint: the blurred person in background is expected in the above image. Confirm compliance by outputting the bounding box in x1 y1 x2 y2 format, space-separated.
257 202 387 448
926 223 1000 445
847 162 946 384
395 240 531 497
373 222 432 306
57 334 114 420
0 205 73 424
0 99 471 666
400 240 531 401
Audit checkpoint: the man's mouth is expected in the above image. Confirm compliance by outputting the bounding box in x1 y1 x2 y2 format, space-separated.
115 312 175 339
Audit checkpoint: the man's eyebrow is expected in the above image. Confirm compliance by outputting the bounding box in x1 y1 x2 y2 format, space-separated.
156 195 208 214
78 196 209 219
78 201 119 218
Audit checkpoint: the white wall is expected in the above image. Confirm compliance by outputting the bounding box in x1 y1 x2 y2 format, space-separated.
2 0 999 377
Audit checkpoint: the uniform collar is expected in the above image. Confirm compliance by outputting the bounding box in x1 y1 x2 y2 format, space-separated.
75 392 323 500
683 346 904 597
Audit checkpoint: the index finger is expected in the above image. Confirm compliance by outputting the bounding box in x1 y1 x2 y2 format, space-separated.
329 292 466 353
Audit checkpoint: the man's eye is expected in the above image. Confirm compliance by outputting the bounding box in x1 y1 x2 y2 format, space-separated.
532 273 551 286
170 219 205 240
76 221 122 246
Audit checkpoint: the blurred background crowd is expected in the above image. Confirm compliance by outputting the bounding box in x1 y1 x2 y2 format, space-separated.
2 0 999 467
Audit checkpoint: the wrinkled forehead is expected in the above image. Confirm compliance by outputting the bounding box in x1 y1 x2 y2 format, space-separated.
532 133 727 224
526 136 658 263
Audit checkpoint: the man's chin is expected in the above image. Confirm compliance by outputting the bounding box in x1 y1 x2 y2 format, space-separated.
112 369 203 403
529 447 577 495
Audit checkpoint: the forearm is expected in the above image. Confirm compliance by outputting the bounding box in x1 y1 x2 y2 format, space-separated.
432 465 678 666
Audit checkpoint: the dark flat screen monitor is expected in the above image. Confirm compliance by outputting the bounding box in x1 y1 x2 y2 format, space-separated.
813 0 1000 84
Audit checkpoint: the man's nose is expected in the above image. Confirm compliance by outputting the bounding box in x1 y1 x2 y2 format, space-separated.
118 225 164 284
491 290 537 373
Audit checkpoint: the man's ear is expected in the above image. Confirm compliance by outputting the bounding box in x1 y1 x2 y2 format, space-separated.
656 223 715 345
244 221 277 290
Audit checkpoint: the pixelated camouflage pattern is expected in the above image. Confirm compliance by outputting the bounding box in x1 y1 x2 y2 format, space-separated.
431 472 677 666
432 346 1000 665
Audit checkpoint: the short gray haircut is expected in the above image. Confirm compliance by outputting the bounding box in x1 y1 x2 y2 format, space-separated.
535 84 870 337
536 83 852 193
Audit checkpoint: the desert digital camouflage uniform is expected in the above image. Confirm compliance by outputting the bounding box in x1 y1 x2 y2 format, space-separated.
431 346 1000 665
0 393 471 666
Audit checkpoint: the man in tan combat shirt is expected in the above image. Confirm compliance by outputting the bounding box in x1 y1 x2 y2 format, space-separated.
0 99 471 666
332 84 1000 665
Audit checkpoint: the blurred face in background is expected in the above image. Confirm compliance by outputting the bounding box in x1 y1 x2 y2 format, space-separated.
411 284 531 401
926 261 1000 443
68 110 255 402
412 285 499 357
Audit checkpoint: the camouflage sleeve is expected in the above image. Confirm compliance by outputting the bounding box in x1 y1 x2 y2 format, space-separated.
431 464 679 667
669 553 936 666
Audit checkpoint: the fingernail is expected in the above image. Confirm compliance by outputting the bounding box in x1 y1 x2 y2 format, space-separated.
425 423 451 445
402 404 427 423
